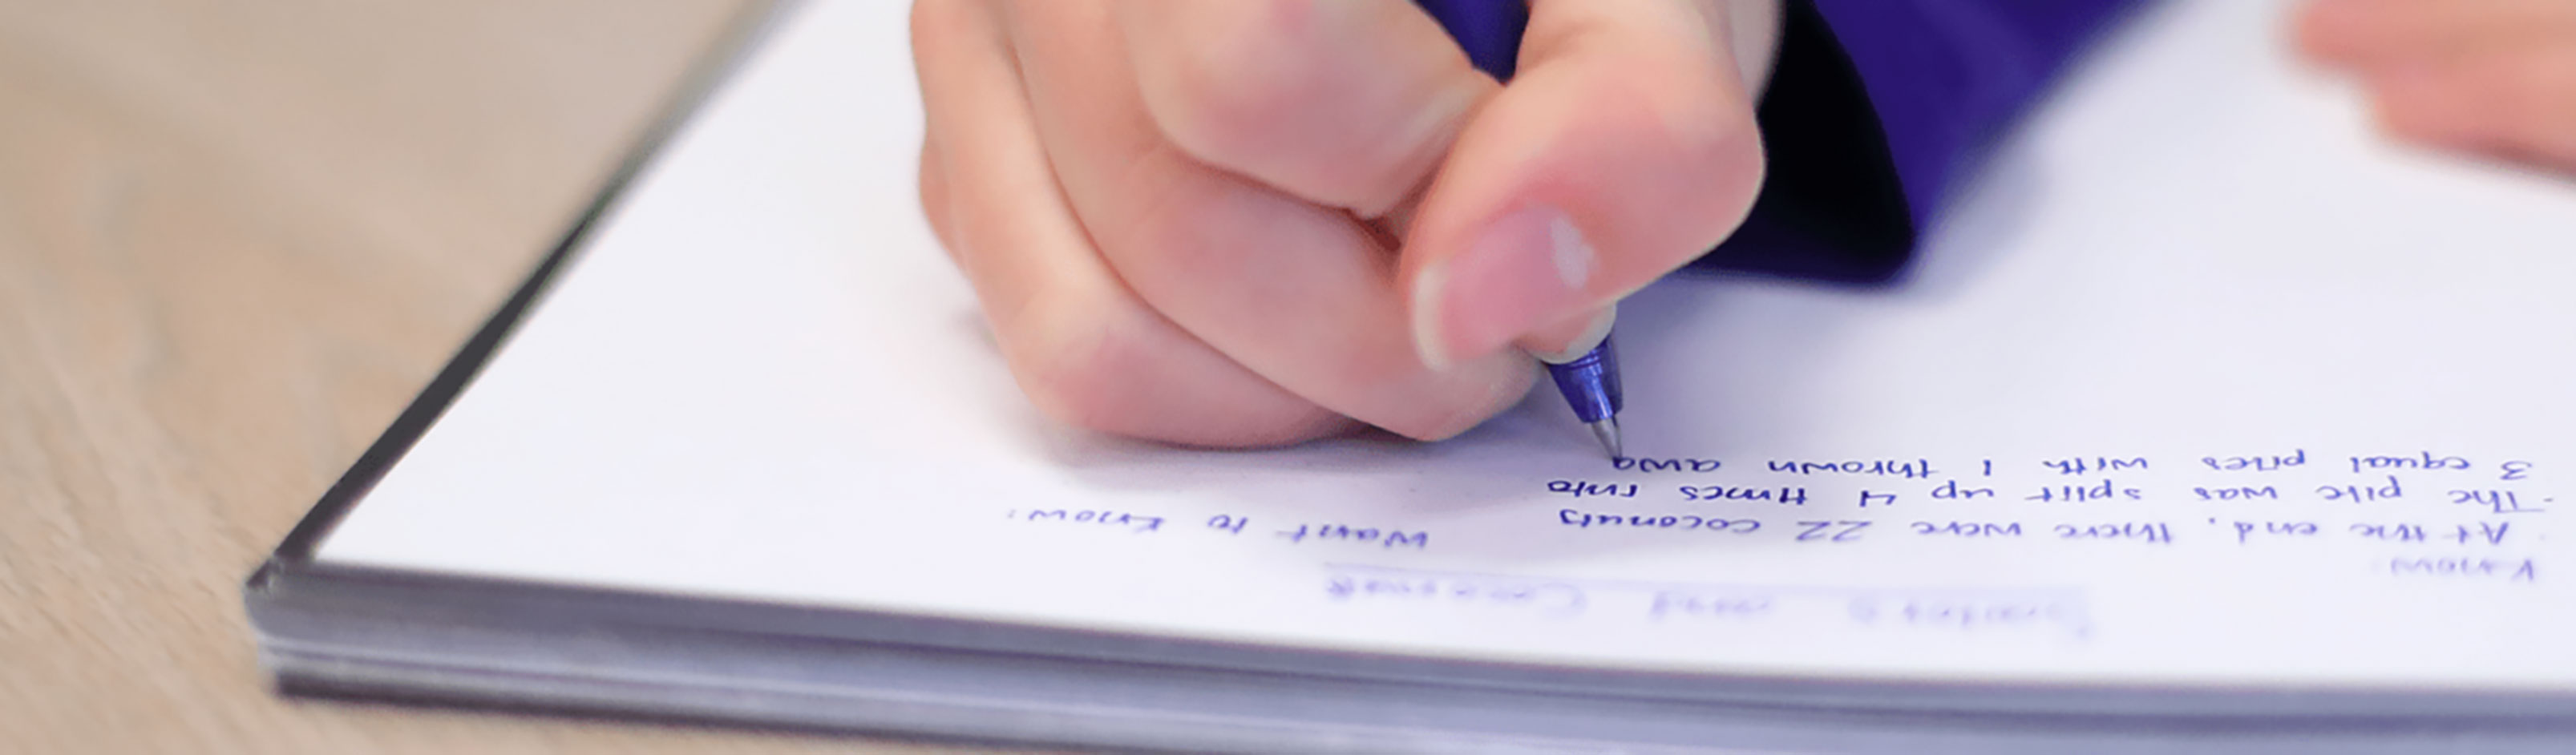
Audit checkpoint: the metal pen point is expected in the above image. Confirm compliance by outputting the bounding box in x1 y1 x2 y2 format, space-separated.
1541 334 1625 459
1589 419 1623 459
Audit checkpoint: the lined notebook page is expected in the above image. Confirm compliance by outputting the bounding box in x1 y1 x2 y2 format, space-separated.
317 0 2576 691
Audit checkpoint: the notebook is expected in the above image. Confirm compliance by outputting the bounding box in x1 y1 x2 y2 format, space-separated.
244 0 2576 752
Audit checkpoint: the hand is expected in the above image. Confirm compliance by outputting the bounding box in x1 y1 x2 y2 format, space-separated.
911 0 1780 446
2296 0 2576 174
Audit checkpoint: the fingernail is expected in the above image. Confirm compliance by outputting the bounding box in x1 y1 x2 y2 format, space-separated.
1411 204 1595 369
1528 306 1616 365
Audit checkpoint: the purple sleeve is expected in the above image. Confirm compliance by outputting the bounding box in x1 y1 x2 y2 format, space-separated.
1698 0 2140 283
1815 0 2137 226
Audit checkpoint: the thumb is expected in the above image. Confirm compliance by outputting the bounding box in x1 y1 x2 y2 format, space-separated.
1402 0 1779 369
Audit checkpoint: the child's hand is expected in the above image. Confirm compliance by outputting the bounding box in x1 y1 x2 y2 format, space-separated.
2297 0 2576 173
910 0 1778 446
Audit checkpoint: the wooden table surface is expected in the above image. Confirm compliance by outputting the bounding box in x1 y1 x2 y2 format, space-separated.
0 2 1053 752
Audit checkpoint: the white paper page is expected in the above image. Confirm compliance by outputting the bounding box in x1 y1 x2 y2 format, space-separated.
317 0 2576 692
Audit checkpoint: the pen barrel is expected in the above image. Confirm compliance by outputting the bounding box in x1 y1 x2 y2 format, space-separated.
1545 337 1623 423
1414 0 1528 80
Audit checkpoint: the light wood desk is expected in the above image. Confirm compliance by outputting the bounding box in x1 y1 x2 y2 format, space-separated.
0 2 1053 751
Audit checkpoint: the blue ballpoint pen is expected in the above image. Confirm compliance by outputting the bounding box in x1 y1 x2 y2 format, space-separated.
1415 0 1626 458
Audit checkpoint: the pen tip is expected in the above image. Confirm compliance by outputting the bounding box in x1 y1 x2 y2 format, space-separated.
1587 418 1622 460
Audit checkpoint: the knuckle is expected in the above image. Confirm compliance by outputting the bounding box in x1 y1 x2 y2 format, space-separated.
1098 155 1231 285
1560 59 1763 238
1014 316 1152 434
1568 50 1760 176
917 143 961 263
1138 0 1321 162
1391 357 1536 442
1004 297 1344 446
908 0 975 59
1640 70 1766 220
2370 95 2441 142
1645 67 1760 176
